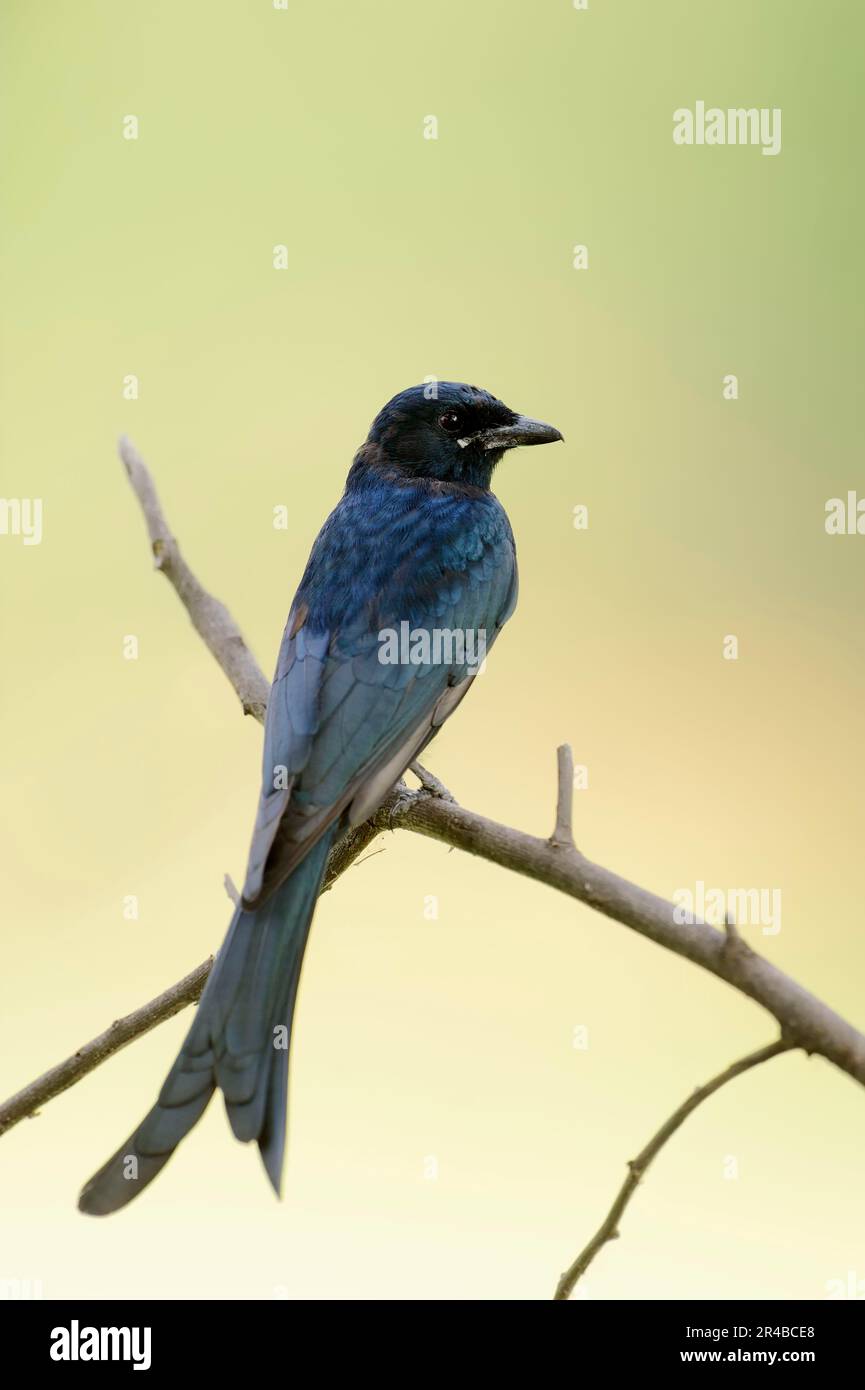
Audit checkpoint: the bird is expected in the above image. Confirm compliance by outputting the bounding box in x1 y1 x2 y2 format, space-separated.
78 381 563 1215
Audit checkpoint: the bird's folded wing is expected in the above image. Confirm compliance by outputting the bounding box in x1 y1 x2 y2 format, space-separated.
242 545 515 906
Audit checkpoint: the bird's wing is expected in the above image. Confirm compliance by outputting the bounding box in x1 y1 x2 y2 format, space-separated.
241 514 516 906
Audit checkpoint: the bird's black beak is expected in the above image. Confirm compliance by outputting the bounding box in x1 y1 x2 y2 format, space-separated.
477 415 564 452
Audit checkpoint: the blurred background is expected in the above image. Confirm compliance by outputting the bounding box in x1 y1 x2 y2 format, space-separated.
1 0 863 1300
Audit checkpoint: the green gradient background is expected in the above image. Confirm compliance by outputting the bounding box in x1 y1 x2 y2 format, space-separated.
1 1 863 1300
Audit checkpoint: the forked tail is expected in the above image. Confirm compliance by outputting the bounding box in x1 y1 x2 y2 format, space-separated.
78 831 335 1216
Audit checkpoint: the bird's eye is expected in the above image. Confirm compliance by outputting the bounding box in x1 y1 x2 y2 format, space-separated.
439 411 462 433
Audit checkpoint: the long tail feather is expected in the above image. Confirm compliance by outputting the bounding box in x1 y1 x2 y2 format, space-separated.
78 831 334 1216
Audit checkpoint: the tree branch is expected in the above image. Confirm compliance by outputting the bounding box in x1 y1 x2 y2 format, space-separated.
118 434 270 721
380 790 865 1084
3 435 865 1144
0 961 213 1138
553 1037 792 1300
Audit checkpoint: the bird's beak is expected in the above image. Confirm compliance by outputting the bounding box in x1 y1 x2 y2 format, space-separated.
478 415 564 452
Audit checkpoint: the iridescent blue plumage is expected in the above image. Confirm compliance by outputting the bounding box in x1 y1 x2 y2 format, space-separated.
79 382 562 1214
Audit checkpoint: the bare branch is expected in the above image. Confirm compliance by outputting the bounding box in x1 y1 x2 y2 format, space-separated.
4 437 865 1139
549 743 576 849
382 787 865 1085
0 960 213 1138
553 1037 792 1300
118 435 270 721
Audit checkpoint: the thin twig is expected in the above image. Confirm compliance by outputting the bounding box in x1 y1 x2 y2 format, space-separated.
118 435 270 721
553 1036 793 1300
549 743 576 849
724 909 742 946
0 961 213 1138
409 760 454 800
352 847 387 870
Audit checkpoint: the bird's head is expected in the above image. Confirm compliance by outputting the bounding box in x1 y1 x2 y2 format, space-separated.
356 382 563 490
